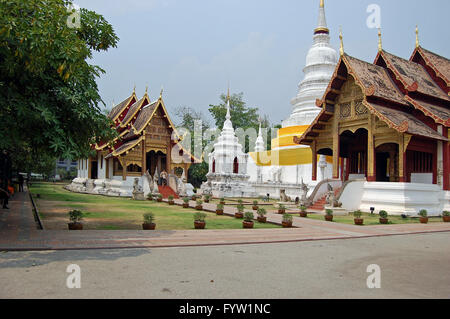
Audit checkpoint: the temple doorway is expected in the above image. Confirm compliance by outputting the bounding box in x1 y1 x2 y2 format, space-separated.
340 128 368 179
146 150 167 176
90 160 98 180
376 143 399 182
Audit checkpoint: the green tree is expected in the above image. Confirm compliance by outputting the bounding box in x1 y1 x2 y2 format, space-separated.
0 0 119 167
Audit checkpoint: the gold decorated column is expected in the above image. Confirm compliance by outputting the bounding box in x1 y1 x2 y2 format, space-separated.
312 140 317 181
367 114 376 181
332 107 339 179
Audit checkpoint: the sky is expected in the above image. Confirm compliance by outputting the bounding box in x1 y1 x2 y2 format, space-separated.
75 0 450 126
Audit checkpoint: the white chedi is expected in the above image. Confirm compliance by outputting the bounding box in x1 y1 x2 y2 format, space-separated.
201 96 256 198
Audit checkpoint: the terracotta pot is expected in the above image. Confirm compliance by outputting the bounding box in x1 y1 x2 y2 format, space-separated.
354 218 364 225
300 212 308 218
194 221 206 229
243 221 254 229
220 201 225 205
278 209 285 214
195 205 203 211
204 199 210 203
235 212 244 219
157 198 162 202
252 206 259 210
183 203 189 208
216 209 224 215
68 223 83 230
257 216 267 223
325 215 333 222
168 201 175 205
282 221 293 228
191 196 197 201
379 218 389 224
443 216 450 223
142 223 156 230
420 217 429 224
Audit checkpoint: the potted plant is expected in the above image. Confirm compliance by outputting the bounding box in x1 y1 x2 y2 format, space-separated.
182 197 190 208
195 199 203 211
257 208 267 223
68 210 84 230
299 205 307 218
157 194 163 202
443 211 450 223
418 209 428 224
243 211 255 229
168 195 175 205
325 209 333 222
235 204 244 219
278 204 286 214
252 200 259 211
204 194 211 203
191 194 197 201
220 197 225 205
147 193 154 201
238 199 243 204
193 212 206 229
142 212 156 230
353 210 364 225
282 214 293 228
216 203 224 215
379 210 389 224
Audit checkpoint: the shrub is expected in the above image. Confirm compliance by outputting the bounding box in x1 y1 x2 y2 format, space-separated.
220 197 225 202
196 199 203 205
253 200 258 205
157 194 163 199
147 193 153 200
237 204 245 212
183 197 190 203
257 208 267 217
143 212 155 224
300 205 307 212
168 195 174 201
68 210 83 223
217 204 224 210
442 211 450 217
325 209 333 216
379 210 388 219
418 209 428 218
194 212 206 222
279 204 286 210
244 211 254 222
238 199 243 204
282 214 293 223
353 210 363 218
204 194 211 201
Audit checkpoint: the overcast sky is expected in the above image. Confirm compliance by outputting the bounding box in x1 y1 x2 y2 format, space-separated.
75 0 450 126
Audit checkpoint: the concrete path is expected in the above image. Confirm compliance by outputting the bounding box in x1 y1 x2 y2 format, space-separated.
0 191 449 251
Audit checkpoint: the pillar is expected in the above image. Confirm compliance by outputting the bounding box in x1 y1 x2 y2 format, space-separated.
332 132 339 179
443 128 449 190
312 141 317 181
167 140 172 173
367 115 376 182
122 160 127 181
399 136 406 182
141 139 146 176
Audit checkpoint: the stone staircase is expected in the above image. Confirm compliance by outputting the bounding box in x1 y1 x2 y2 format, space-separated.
308 188 341 211
158 185 179 199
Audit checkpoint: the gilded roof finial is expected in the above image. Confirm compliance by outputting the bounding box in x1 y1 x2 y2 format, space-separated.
159 86 164 99
133 84 136 94
415 25 420 48
339 26 344 56
320 0 324 8
378 28 382 52
145 85 148 95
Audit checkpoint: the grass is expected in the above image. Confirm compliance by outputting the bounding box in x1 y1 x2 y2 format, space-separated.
300 212 444 225
29 182 280 230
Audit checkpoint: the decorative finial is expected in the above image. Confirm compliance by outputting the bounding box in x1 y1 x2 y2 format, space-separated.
225 86 231 121
339 26 344 56
415 25 419 48
227 83 230 102
378 28 382 52
145 85 148 94
320 0 324 8
133 84 136 94
159 86 164 99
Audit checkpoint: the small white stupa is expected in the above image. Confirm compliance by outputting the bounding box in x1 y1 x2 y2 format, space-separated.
201 90 256 198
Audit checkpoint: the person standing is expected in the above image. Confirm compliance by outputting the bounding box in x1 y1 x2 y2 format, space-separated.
161 170 168 186
18 174 24 192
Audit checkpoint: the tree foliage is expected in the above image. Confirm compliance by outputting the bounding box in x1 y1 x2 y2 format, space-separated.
0 0 119 170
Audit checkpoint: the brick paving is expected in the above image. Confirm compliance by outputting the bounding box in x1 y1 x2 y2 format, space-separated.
0 190 449 251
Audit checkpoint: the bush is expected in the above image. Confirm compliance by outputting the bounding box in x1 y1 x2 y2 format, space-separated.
442 211 450 217
353 210 363 218
147 193 154 200
300 205 307 212
379 210 388 218
194 212 206 222
217 204 224 210
204 194 211 201
143 212 155 224
196 199 203 205
244 211 254 222
68 210 83 223
183 197 190 203
157 194 163 199
279 204 286 210
168 195 174 201
418 209 428 218
325 209 333 216
238 199 243 204
220 197 225 202
253 200 258 205
237 204 245 212
257 208 267 217
282 214 293 223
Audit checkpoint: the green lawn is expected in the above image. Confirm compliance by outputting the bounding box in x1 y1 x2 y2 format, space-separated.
29 182 280 230
295 212 444 226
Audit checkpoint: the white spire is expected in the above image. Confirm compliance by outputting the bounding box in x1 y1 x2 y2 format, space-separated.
226 98 231 121
255 121 265 152
314 0 329 35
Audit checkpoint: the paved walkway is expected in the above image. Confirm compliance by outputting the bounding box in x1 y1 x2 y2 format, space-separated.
0 190 449 251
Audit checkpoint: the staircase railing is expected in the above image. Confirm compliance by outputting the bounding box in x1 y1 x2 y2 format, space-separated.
307 179 342 207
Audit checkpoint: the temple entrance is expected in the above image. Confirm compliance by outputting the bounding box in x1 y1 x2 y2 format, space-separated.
146 150 167 176
90 160 98 180
339 128 368 180
376 143 399 182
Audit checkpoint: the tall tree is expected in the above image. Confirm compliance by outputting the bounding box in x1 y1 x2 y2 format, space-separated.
0 0 119 173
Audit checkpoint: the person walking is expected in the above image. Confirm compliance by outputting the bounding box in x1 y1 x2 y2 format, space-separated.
161 170 168 186
18 174 24 192
0 179 9 209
